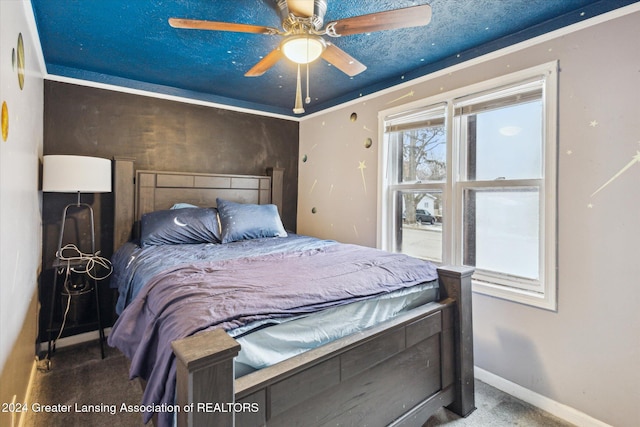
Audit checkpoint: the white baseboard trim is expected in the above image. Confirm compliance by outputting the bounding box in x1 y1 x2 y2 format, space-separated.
38 328 111 354
474 367 612 427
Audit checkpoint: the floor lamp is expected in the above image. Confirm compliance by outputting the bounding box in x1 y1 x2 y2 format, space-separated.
42 155 112 255
42 155 112 361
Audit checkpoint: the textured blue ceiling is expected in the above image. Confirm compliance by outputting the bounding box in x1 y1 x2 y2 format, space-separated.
30 0 638 117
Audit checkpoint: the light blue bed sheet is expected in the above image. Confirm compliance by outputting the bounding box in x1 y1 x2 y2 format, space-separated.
231 280 439 377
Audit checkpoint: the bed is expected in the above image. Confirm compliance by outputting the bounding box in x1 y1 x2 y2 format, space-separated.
108 158 475 427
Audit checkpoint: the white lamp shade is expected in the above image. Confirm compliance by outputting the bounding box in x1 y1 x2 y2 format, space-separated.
42 155 111 193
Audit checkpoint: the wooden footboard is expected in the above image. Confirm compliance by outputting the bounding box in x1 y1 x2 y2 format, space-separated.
172 265 474 427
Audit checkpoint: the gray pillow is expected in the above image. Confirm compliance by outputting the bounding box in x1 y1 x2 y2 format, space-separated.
140 207 221 247
216 198 287 243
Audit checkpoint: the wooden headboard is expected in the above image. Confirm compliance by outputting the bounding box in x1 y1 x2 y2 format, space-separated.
112 157 284 250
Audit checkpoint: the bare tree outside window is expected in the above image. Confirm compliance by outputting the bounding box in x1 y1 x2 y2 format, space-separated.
400 126 446 224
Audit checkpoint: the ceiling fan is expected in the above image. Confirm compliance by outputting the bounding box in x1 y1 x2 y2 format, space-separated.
169 1 432 114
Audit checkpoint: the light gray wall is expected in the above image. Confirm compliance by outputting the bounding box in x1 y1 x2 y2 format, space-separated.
0 0 44 423
298 8 640 427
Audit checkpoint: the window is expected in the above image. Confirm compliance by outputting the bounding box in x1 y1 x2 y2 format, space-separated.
379 62 557 310
380 104 446 263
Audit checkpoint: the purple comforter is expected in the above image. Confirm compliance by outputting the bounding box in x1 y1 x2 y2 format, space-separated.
108 242 438 426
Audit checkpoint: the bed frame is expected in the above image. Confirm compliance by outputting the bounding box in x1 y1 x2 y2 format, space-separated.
112 157 475 427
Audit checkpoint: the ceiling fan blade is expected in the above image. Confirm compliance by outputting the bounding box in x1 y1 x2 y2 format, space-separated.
321 42 366 77
245 48 284 77
325 4 432 37
169 18 280 35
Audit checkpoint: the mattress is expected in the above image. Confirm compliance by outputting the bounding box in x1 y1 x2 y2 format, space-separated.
231 280 438 377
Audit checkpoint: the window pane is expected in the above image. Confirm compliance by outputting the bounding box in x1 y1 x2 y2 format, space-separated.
463 188 539 280
395 191 442 262
464 100 543 181
388 118 446 184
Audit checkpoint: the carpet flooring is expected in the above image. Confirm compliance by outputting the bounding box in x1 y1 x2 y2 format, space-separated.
24 339 575 426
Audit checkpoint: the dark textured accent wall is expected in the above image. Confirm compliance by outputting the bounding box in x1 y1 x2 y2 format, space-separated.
41 81 299 339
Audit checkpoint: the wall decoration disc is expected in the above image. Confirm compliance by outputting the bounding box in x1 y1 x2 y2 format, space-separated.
1 101 8 141
17 33 25 90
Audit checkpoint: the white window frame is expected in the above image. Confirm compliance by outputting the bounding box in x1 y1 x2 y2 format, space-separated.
378 61 558 311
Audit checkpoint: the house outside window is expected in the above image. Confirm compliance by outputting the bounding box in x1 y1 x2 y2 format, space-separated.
378 62 558 310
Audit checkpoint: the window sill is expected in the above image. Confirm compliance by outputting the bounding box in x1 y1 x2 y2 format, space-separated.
471 278 557 311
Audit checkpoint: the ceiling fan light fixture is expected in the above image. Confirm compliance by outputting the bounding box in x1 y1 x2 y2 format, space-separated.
281 35 326 64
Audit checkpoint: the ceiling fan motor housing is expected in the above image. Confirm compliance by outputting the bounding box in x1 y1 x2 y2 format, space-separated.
276 0 328 32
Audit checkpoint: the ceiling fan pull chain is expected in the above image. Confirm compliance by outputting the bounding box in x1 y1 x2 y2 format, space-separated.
305 36 311 104
293 64 305 114
305 63 311 105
